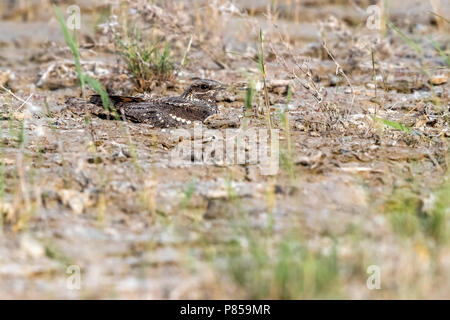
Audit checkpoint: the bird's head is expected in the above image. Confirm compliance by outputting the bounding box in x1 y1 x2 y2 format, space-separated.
180 79 225 103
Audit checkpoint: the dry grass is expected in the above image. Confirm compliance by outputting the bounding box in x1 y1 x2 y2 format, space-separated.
0 0 448 299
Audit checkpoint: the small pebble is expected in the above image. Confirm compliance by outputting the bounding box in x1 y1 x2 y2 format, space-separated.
20 235 45 259
429 74 448 85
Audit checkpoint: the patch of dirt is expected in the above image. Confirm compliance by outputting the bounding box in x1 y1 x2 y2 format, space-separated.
0 0 449 299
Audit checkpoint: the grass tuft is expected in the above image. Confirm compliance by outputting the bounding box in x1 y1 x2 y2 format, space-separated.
53 5 112 114
221 232 341 299
116 31 175 91
53 5 85 95
385 183 449 243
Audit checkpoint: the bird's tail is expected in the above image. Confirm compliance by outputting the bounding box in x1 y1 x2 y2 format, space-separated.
89 95 145 106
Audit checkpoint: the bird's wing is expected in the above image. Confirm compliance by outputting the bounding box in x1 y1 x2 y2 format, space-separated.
162 97 217 122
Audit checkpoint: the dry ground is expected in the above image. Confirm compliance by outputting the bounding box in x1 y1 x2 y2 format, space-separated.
0 0 449 299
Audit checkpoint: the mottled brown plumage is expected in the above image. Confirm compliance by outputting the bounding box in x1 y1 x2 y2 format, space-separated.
87 79 224 127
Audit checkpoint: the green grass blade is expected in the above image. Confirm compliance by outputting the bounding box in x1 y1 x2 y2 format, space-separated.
53 5 85 91
374 116 413 133
84 75 116 117
430 38 450 67
54 5 113 114
258 29 265 75
387 21 422 55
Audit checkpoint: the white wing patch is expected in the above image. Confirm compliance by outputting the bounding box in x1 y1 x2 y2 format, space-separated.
169 113 190 124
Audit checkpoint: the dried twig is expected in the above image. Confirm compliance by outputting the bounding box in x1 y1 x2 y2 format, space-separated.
16 94 34 112
268 23 325 107
259 29 272 132
321 38 355 108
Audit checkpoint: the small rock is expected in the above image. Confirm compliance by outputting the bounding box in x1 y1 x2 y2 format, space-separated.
111 142 131 161
20 234 45 259
0 69 11 86
365 82 376 89
12 110 32 120
59 189 92 214
204 188 229 199
0 263 57 277
204 114 240 128
203 199 238 219
296 152 326 168
0 202 14 222
429 74 448 85
0 158 14 166
329 75 340 86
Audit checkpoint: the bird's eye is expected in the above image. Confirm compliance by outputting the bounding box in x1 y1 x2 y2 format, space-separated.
200 84 208 90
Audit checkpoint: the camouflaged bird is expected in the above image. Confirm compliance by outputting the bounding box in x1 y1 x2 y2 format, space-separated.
82 79 224 128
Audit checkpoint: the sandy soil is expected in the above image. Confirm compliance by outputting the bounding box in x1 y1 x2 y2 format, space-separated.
0 0 449 299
